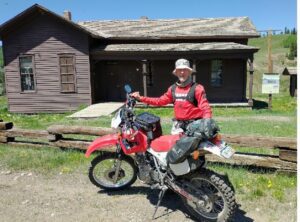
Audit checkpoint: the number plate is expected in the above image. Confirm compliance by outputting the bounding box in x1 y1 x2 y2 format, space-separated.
220 145 235 159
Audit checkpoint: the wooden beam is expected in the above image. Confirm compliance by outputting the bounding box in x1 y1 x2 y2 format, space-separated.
267 30 274 110
0 128 56 141
248 58 254 106
47 125 115 136
92 52 257 61
5 141 53 149
142 60 148 97
0 122 13 130
51 139 91 150
0 136 15 143
206 153 297 171
0 136 8 143
223 134 296 150
192 59 197 82
279 149 297 162
50 139 115 152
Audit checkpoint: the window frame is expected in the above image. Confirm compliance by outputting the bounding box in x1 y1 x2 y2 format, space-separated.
19 54 37 93
210 59 223 87
58 54 77 93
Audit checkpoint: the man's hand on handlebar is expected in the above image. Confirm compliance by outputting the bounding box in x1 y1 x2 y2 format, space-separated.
130 92 141 101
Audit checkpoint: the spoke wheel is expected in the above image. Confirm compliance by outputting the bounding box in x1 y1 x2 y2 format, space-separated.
182 169 236 222
88 152 137 191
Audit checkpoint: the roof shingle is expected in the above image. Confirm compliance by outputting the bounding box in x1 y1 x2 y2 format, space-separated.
78 17 259 39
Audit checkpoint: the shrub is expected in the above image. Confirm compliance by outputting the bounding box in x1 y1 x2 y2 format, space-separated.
282 35 296 48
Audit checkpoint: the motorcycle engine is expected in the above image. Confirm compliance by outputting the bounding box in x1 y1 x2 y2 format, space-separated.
135 153 153 184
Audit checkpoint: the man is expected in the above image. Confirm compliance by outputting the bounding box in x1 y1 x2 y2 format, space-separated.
131 58 212 134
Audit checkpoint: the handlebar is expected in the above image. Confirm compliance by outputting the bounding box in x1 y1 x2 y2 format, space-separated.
126 93 136 109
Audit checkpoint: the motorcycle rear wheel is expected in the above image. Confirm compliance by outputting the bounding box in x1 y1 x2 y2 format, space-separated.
182 169 236 222
88 152 137 191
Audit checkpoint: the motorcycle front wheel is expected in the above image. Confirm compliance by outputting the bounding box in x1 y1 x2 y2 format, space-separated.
182 169 236 222
88 152 137 191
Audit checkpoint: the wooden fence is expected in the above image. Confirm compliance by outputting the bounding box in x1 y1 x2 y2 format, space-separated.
0 120 297 172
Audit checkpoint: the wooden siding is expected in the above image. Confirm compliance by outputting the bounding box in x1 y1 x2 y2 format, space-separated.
2 13 91 113
94 60 144 102
94 59 247 103
147 60 178 97
196 59 246 102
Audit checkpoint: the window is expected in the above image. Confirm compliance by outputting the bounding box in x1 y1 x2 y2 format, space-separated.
59 55 76 93
19 55 36 92
211 60 223 87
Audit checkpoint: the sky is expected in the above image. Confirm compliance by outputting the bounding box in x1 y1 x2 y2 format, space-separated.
0 0 297 32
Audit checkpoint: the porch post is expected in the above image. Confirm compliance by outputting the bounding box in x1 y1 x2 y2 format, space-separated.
90 59 96 104
248 58 254 107
192 59 197 82
142 60 148 97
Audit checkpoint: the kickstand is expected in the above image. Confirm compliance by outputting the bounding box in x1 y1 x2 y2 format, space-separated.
152 187 168 220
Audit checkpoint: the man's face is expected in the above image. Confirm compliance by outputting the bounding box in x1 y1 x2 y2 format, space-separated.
175 68 192 82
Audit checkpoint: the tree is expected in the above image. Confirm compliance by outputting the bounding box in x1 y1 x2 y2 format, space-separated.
288 40 297 60
284 27 288 34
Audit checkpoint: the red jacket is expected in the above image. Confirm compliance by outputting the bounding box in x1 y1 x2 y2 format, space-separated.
140 83 212 120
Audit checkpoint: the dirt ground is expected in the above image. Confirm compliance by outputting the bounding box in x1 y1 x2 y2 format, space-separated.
0 169 296 222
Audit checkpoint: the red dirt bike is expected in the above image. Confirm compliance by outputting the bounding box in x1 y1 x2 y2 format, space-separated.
85 85 236 221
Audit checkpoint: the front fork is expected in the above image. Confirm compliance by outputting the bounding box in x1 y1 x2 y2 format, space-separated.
113 143 123 184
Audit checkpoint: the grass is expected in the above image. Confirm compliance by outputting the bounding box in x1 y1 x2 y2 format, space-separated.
208 163 296 202
0 144 93 174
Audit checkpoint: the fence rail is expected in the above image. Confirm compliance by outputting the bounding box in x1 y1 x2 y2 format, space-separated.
0 122 297 172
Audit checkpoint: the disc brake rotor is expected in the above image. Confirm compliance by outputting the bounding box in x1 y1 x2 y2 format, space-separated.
104 168 125 182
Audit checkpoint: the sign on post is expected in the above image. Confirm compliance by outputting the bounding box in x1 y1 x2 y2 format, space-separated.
262 73 280 94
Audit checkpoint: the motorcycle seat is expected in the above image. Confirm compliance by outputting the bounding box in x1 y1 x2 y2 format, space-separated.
150 134 181 152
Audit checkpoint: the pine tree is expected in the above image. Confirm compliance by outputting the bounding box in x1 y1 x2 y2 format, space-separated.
288 41 297 60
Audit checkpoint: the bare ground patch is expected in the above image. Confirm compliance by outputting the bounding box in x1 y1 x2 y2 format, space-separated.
0 169 296 222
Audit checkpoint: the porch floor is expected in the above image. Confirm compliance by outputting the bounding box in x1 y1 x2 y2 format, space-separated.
68 102 124 118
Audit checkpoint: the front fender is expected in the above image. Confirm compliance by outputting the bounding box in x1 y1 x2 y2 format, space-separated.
85 134 119 158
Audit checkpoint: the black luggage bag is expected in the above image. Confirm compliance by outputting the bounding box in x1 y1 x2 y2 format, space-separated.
135 112 162 140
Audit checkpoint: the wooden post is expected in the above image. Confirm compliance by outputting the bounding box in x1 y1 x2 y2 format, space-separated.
90 60 97 104
0 122 13 130
192 59 197 82
248 58 254 106
267 30 273 109
142 60 148 97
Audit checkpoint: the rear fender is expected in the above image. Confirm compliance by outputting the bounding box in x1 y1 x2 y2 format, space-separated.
85 134 119 158
199 140 235 159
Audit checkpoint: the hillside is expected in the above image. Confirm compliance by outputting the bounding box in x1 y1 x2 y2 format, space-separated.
248 34 296 95
0 46 3 67
0 46 4 95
